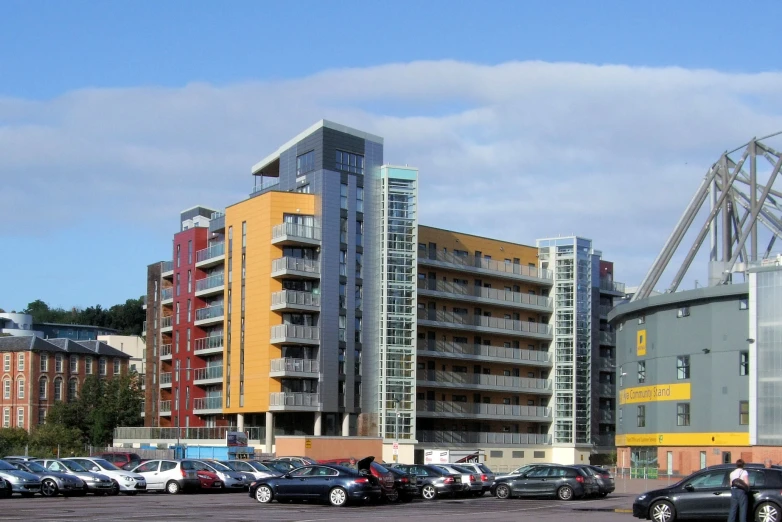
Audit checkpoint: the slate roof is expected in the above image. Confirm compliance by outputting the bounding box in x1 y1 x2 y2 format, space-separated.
45 338 96 355
0 335 65 353
75 340 131 359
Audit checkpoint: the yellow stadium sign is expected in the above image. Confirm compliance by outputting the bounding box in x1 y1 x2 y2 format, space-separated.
616 432 749 447
637 329 647 356
619 383 691 405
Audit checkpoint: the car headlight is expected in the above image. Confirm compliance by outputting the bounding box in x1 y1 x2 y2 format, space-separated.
120 475 134 481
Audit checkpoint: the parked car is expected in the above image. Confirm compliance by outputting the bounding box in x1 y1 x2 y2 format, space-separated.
34 459 114 495
262 460 298 474
452 462 496 496
433 464 480 496
0 459 41 497
96 452 144 471
130 459 201 494
275 456 317 467
386 466 418 502
64 457 147 495
390 464 463 500
249 463 382 506
0 477 9 498
221 460 277 481
494 463 550 483
581 465 615 497
319 457 396 502
193 460 252 490
492 464 594 500
3 456 37 462
633 463 782 522
6 460 86 497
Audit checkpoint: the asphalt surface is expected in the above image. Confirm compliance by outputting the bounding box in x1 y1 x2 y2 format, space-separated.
0 490 639 521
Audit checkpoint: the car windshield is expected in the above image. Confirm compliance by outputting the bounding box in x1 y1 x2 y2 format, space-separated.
372 462 390 474
23 462 47 473
478 464 492 473
0 460 17 470
92 459 121 470
266 462 292 472
219 461 238 470
60 460 87 472
248 462 273 472
206 461 231 472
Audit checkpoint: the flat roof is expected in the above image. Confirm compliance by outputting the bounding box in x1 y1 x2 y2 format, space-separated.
608 283 748 323
251 120 384 175
418 224 536 250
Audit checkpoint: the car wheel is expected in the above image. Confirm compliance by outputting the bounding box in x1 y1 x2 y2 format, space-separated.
756 502 781 522
421 484 437 500
557 485 574 501
329 486 348 507
255 485 273 503
166 481 181 495
109 481 120 496
41 479 59 497
496 484 512 499
650 500 676 522
384 489 400 503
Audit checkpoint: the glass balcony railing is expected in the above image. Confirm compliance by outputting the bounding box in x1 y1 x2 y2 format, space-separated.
417 401 552 419
161 261 174 273
271 257 320 275
195 273 225 292
160 372 172 384
194 365 223 381
599 331 616 346
271 290 321 308
417 340 552 363
160 316 173 329
161 287 173 300
417 279 552 308
416 430 552 445
196 242 225 263
194 335 223 353
251 178 280 195
269 392 320 408
270 358 319 374
159 400 171 413
599 278 626 294
195 305 224 322
272 223 322 242
193 396 223 411
160 344 172 357
418 310 552 336
418 370 552 391
418 247 553 281
114 426 266 441
270 324 319 342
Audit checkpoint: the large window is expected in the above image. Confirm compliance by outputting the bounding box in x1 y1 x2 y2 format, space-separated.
339 250 347 276
677 356 690 380
340 183 348 209
335 150 364 174
16 408 23 428
356 252 363 279
297 150 315 175
356 220 363 247
340 218 347 243
40 354 48 372
339 283 347 309
677 403 691 426
3 354 9 372
113 358 121 375
70 355 78 373
3 379 9 399
637 361 646 384
356 186 364 213
17 379 25 399
2 408 8 428
39 377 47 400
338 315 346 342
86 357 93 374
55 354 63 373
740 401 749 425
17 353 24 371
54 378 63 401
637 405 646 427
740 351 749 376
99 358 107 376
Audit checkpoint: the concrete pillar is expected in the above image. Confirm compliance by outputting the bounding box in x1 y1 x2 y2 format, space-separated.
342 413 350 436
236 413 245 432
265 411 273 452
314 412 322 436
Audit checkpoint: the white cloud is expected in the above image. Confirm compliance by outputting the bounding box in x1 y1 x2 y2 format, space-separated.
1 60 781 291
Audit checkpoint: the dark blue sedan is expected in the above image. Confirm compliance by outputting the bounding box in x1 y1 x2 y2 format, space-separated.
249 463 382 506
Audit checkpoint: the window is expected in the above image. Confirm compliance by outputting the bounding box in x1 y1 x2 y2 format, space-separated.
339 283 346 309
17 353 24 371
187 299 192 322
54 378 62 401
70 355 78 373
677 356 690 379
355 317 362 343
677 306 690 318
638 316 646 325
637 405 646 427
187 270 192 293
40 354 48 372
677 403 690 426
740 401 749 425
55 354 63 373
86 357 93 374
355 252 363 278
739 298 749 310
335 150 364 174
356 220 363 247
176 273 181 296
340 183 348 209
3 354 9 372
113 359 121 375
740 351 749 376
3 379 9 399
99 358 107 376
68 378 78 401
356 187 364 213
176 244 181 267
340 218 347 243
16 408 23 428
339 250 347 276
296 150 315 175
187 240 193 264
638 361 646 383
176 302 180 325
38 408 46 425
39 377 47 400
355 284 363 310
338 315 346 341
2 408 8 428
17 379 24 399
685 470 729 489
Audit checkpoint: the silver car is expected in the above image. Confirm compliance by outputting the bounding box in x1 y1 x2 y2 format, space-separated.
0 459 41 496
7 460 86 497
451 462 496 496
434 464 482 495
220 460 277 481
194 460 252 490
34 459 114 495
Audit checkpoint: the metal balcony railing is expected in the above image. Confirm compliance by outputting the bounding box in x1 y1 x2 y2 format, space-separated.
418 310 552 336
269 392 320 407
161 287 173 300
160 372 172 384
417 400 552 418
417 279 552 308
272 223 321 242
194 365 223 381
416 430 552 445
196 242 225 263
114 426 266 441
599 331 616 346
418 247 553 281
271 290 321 308
417 340 552 363
161 261 174 273
195 273 224 292
196 305 224 322
271 257 320 275
270 324 319 342
251 178 280 195
160 316 173 329
193 396 223 411
418 370 552 391
160 344 172 357
194 335 223 353
159 400 171 413
270 358 319 374
599 278 626 294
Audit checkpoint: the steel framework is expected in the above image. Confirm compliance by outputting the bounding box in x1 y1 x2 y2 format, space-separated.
633 132 782 301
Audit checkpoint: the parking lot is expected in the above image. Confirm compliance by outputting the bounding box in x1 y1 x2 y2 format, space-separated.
1 490 637 521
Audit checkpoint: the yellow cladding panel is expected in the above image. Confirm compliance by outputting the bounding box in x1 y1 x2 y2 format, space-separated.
418 225 538 267
223 191 316 414
637 329 647 356
619 383 691 405
616 432 749 447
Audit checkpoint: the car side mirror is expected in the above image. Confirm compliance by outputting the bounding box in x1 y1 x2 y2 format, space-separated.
92 467 100 472
283 473 291 479
684 484 694 492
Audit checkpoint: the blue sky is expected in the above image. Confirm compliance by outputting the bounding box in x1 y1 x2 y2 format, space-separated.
1 0 781 312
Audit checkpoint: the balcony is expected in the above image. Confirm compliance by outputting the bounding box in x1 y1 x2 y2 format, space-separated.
194 365 223 385
270 290 321 313
271 223 321 247
417 400 552 421
596 356 616 371
597 408 615 424
270 324 319 346
418 370 553 394
159 400 172 416
596 382 615 397
418 340 552 367
114 425 266 442
269 392 320 411
417 310 552 340
195 305 224 327
195 242 225 268
270 358 320 378
417 430 552 446
417 280 552 312
599 330 616 346
161 261 174 279
271 257 321 280
160 372 172 389
250 177 280 197
160 344 172 361
593 433 616 448
161 287 173 304
160 316 173 333
195 273 225 297
193 396 223 414
194 335 223 355
418 247 553 285
599 278 626 296
209 212 225 233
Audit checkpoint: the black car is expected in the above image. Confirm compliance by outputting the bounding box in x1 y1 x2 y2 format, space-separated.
249 463 382 507
386 466 418 502
584 465 615 497
389 464 463 500
633 464 782 522
492 464 592 501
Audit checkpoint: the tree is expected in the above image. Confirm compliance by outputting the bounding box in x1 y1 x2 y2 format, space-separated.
29 423 83 456
0 427 29 455
21 296 145 335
